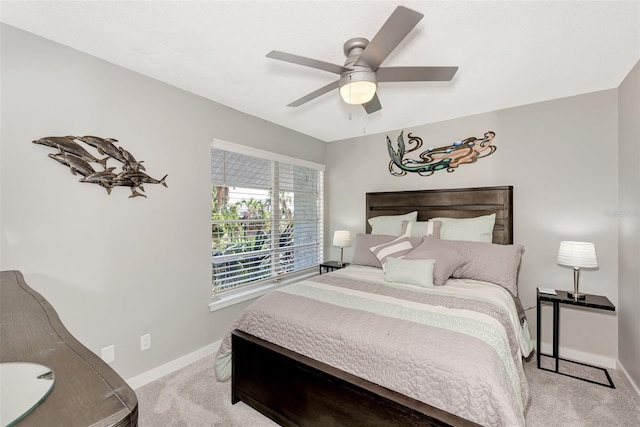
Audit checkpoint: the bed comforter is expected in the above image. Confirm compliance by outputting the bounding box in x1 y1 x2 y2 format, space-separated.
215 265 534 427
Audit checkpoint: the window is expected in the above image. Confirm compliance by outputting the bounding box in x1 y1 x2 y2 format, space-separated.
211 140 324 301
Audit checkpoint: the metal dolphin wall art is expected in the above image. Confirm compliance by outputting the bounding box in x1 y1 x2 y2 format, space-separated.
34 136 109 169
33 135 168 198
47 152 97 177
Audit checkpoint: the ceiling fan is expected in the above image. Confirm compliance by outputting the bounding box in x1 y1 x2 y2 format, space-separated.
266 6 458 114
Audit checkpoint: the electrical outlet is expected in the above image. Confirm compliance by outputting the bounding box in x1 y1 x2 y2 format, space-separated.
101 345 115 363
140 334 151 351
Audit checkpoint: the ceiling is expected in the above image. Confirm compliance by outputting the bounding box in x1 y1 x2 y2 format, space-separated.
1 1 638 142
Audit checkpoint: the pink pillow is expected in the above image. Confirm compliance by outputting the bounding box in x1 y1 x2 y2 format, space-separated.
405 237 524 295
439 239 524 297
401 220 441 238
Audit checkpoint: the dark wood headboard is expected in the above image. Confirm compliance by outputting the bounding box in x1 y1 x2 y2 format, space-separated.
365 186 513 244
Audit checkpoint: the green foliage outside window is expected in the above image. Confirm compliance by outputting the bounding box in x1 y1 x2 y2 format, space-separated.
212 186 294 292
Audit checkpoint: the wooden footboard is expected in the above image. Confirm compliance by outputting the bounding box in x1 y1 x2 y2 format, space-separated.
231 330 480 427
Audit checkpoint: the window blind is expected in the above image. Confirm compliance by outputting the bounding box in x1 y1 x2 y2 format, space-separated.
211 146 323 299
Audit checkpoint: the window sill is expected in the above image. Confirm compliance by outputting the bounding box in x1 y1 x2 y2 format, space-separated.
208 269 317 312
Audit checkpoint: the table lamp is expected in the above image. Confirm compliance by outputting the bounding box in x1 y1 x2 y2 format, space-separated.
557 241 598 300
332 231 351 267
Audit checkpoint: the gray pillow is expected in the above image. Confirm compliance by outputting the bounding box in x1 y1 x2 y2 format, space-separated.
404 236 466 286
351 234 422 268
440 239 524 296
368 211 418 236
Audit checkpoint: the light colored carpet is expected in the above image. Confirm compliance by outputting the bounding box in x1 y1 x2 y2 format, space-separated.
136 353 640 426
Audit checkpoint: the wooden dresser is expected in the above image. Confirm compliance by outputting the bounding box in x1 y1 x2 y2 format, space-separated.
0 270 138 426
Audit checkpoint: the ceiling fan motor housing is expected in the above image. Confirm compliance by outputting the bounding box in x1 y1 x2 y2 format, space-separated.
340 38 377 104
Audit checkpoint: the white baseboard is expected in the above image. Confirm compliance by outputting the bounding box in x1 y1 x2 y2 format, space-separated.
537 342 617 369
617 360 640 397
126 339 222 390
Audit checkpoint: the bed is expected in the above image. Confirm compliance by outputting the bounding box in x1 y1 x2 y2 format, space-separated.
215 186 533 427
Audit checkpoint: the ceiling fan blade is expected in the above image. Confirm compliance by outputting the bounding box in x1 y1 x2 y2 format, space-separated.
354 6 423 70
363 93 382 114
377 66 458 82
267 51 351 75
287 80 340 107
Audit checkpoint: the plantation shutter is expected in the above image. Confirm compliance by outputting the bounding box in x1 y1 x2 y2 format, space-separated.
211 145 323 298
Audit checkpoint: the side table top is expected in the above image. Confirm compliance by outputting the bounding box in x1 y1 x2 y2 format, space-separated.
537 288 615 311
320 261 349 268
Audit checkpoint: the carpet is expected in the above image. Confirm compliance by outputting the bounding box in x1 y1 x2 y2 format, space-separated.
136 352 640 426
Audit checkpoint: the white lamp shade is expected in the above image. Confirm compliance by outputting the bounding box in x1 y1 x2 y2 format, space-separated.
332 230 351 248
557 241 598 268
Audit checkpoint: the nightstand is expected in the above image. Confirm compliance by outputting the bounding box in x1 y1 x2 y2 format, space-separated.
319 261 349 274
536 288 616 388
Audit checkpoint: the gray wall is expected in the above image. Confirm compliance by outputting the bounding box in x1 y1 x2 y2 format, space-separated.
327 90 621 368
618 60 640 388
2 22 636 388
0 24 326 380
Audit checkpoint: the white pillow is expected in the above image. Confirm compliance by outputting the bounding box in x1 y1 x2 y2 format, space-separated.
368 211 418 236
384 257 435 287
430 213 496 243
370 235 415 270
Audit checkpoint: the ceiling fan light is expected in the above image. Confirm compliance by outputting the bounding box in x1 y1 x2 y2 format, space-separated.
339 69 377 105
339 81 377 104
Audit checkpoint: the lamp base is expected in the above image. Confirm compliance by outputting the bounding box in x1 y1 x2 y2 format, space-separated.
569 267 586 300
567 291 586 300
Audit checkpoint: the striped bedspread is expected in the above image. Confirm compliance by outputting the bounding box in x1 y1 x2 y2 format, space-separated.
215 265 534 427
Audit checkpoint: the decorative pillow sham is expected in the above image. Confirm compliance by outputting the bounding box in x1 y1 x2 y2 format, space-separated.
404 236 467 286
440 239 524 297
370 235 415 270
368 211 418 236
429 213 496 243
351 234 422 268
384 257 435 287
401 220 441 238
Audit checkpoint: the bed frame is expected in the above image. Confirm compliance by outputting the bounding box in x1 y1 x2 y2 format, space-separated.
232 186 514 427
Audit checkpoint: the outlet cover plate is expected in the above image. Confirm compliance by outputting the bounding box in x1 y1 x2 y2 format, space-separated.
140 334 151 351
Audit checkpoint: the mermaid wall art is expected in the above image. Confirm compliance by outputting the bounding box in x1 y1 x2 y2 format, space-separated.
387 131 496 177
